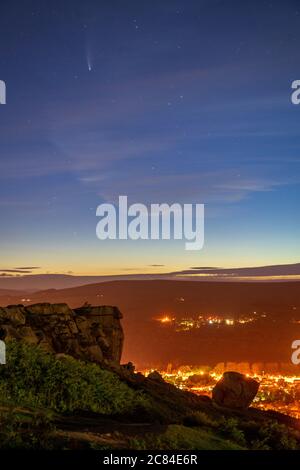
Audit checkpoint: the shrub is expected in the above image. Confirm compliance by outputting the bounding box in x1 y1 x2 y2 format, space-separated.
0 341 147 415
0 409 56 449
218 417 246 447
183 411 219 428
252 421 298 450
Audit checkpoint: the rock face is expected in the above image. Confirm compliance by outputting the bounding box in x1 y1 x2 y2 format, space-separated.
0 303 124 365
212 371 259 409
147 370 164 382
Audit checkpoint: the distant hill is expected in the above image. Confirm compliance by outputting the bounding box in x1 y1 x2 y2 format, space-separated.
1 280 300 368
1 262 300 291
0 288 27 296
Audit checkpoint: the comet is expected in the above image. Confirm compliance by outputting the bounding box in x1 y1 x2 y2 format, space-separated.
86 51 93 71
87 53 92 71
85 38 93 72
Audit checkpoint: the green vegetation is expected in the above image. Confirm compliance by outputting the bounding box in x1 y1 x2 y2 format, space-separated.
0 341 299 450
181 410 300 450
183 410 219 428
251 421 298 450
0 341 147 415
0 409 56 449
129 424 244 450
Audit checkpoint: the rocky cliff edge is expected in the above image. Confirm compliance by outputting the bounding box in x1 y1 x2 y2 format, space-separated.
0 303 124 365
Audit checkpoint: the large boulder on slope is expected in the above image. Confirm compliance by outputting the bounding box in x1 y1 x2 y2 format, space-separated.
212 371 259 409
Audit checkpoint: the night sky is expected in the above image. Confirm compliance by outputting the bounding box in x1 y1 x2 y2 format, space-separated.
0 0 300 276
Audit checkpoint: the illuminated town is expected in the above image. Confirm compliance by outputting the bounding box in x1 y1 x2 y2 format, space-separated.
154 312 266 331
141 364 300 419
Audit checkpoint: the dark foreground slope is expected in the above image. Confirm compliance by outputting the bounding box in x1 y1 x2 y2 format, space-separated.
0 341 300 450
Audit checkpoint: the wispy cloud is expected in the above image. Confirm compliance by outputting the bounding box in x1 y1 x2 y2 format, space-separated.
89 169 292 206
172 263 300 278
0 267 41 274
14 267 40 270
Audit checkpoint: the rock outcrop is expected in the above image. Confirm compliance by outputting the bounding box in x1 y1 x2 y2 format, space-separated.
0 303 124 365
212 371 259 409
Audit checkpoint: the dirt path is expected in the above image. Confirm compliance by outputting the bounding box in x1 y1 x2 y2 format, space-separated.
55 412 167 437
